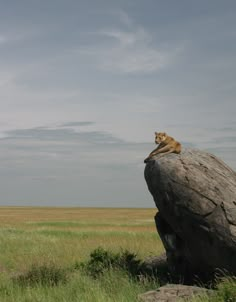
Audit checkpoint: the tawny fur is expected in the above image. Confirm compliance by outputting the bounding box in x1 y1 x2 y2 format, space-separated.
144 132 181 163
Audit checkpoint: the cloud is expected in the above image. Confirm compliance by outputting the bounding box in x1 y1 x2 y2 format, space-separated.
76 13 181 74
0 72 85 135
97 29 168 73
0 122 152 206
4 124 125 145
61 121 94 127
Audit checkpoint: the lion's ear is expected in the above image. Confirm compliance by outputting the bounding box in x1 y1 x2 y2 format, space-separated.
155 132 157 135
163 132 167 137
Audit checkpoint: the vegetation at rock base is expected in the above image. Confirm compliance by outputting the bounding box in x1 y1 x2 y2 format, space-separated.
191 276 236 302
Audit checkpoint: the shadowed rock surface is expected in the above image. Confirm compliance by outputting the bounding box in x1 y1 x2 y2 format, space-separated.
144 148 236 280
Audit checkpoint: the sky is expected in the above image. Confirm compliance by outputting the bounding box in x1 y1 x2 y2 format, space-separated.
0 0 235 207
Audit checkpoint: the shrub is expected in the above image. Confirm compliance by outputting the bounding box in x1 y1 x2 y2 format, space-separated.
82 247 141 278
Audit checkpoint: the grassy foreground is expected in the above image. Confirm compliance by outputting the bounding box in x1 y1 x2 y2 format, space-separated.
0 207 163 302
0 207 235 302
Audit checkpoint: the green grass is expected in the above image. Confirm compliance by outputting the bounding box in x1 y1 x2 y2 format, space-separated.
0 207 163 301
0 269 159 302
0 207 235 301
191 277 236 302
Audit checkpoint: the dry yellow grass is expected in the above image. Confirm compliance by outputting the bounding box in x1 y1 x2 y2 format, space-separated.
0 207 157 226
0 207 164 272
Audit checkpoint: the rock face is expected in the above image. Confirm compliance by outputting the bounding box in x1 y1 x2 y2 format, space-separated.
144 148 236 279
138 284 212 302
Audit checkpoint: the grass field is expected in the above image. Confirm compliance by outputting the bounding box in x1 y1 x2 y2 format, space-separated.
0 207 163 268
1 207 235 302
0 207 164 302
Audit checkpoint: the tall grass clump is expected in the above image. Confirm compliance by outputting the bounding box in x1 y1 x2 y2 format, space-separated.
214 276 236 302
190 276 236 302
14 263 68 287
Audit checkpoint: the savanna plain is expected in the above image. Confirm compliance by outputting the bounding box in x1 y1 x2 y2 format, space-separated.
0 207 235 302
0 207 163 302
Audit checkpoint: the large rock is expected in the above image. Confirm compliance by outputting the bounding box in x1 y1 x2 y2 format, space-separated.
144 148 236 279
138 284 212 302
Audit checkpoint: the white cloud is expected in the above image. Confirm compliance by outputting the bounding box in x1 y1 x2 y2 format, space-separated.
0 73 84 134
77 18 180 74
97 28 168 73
0 124 152 206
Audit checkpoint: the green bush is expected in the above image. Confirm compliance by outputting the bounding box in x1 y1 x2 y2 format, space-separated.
82 247 141 278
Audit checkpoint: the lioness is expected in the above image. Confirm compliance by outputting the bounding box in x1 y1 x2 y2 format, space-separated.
144 132 181 163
